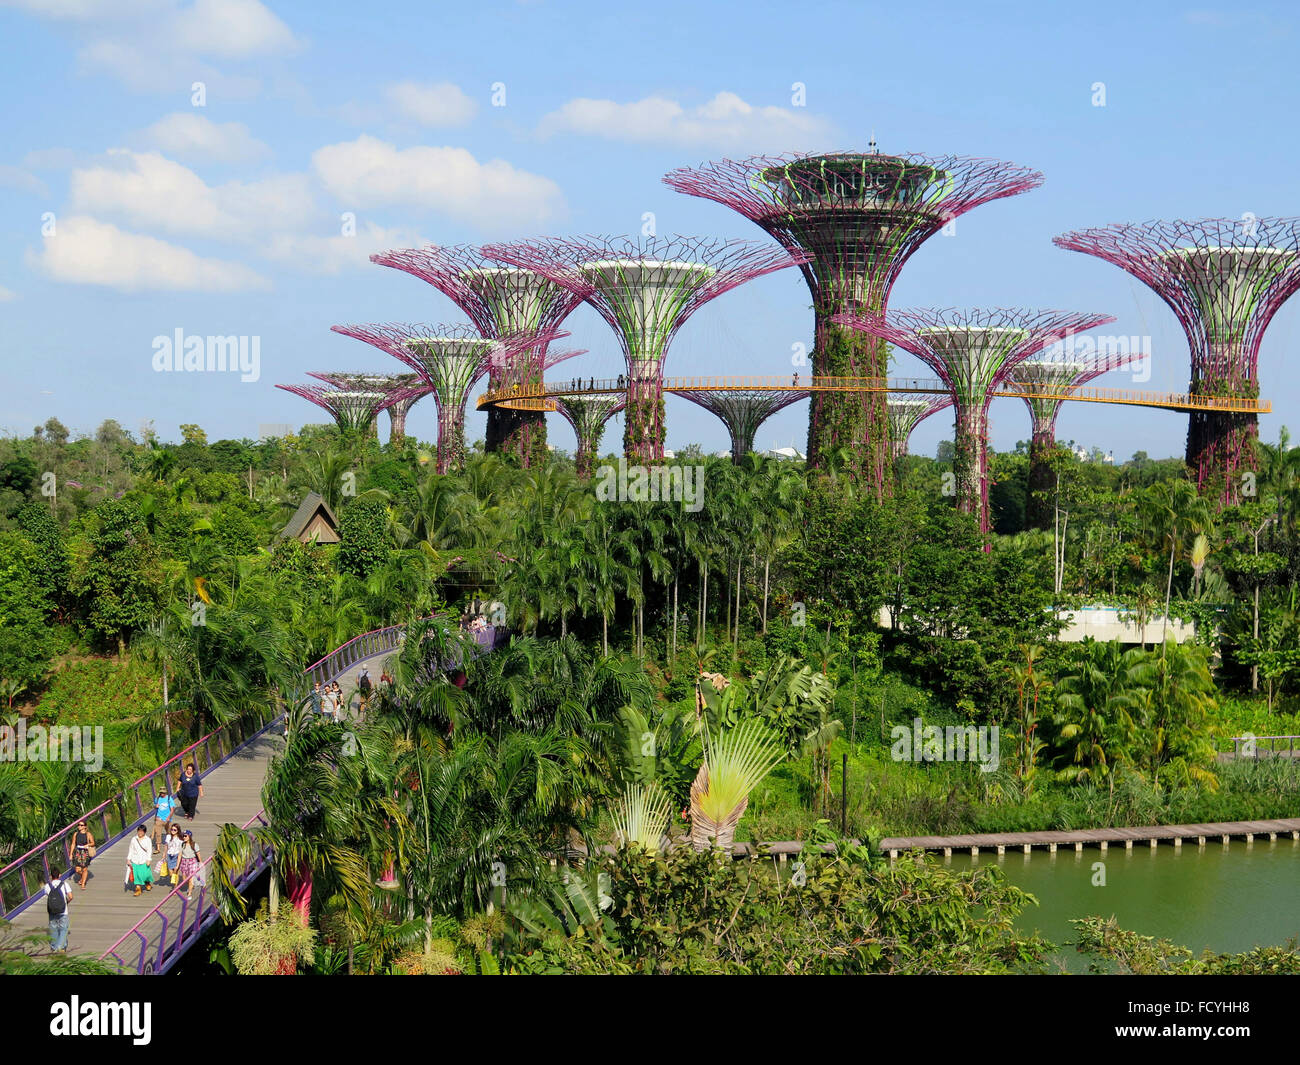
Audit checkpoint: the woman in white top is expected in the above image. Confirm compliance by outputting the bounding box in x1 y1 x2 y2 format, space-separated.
126 826 155 896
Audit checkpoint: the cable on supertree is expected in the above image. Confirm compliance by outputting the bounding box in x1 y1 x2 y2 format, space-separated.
330 323 557 473
1003 349 1141 529
484 235 807 462
1053 217 1300 502
664 149 1043 492
275 382 420 439
674 389 808 461
887 394 952 460
369 244 586 465
554 394 626 478
307 371 431 446
834 308 1115 535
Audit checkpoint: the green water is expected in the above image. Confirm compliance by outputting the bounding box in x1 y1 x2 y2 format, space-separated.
944 836 1300 964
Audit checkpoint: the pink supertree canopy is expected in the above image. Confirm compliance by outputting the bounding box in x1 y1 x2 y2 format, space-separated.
886 394 953 459
275 381 423 437
663 149 1043 487
305 371 431 446
554 394 626 478
330 322 558 472
483 234 807 461
1054 217 1300 501
835 307 1115 534
1005 349 1141 528
369 244 587 465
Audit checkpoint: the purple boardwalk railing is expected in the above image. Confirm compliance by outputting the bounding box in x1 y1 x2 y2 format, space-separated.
0 618 503 974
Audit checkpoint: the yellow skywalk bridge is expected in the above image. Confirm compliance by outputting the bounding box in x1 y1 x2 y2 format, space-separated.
477 375 1272 415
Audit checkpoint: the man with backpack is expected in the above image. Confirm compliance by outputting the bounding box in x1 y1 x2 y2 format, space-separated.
358 668 372 714
45 873 72 952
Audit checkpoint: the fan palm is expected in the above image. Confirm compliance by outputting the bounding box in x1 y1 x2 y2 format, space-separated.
689 718 785 851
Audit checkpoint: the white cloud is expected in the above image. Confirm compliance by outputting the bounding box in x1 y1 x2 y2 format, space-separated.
385 81 478 127
136 112 270 163
537 91 833 152
263 220 423 276
0 285 17 302
26 215 270 292
69 150 316 239
0 165 47 196
312 135 565 230
169 0 298 59
8 0 299 93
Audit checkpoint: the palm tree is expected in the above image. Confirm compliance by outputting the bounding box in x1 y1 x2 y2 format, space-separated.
748 456 803 634
689 718 785 851
130 611 190 755
210 721 404 932
1050 642 1146 787
1140 479 1212 646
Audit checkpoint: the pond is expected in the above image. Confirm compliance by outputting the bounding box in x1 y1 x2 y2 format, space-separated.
943 835 1300 968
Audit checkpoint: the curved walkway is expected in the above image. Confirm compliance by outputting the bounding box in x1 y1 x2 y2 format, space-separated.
4 652 385 968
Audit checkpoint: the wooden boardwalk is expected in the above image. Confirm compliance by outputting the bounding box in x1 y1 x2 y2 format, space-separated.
7 656 379 963
878 818 1300 858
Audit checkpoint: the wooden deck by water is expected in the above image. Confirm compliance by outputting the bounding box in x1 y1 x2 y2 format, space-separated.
878 818 1300 858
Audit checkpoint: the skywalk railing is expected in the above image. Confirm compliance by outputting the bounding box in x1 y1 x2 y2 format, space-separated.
477 376 1271 414
0 620 422 922
99 810 272 976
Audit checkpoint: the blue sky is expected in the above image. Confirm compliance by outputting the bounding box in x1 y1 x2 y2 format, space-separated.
1 0 1298 460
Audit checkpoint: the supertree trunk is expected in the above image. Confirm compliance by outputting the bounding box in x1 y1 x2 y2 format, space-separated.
953 403 990 528
624 358 666 463
807 312 891 497
504 411 550 467
1187 344 1258 504
388 404 408 447
436 404 466 474
1026 422 1056 531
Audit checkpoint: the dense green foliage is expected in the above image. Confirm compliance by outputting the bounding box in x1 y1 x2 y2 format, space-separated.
3 415 1300 974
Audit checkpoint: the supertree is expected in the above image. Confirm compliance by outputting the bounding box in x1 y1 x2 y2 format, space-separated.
484 235 805 462
369 244 585 465
307 371 431 446
664 149 1043 494
834 308 1115 534
886 394 952 459
1053 218 1300 503
555 395 625 478
275 382 419 439
330 323 553 473
1003 350 1141 528
674 389 808 461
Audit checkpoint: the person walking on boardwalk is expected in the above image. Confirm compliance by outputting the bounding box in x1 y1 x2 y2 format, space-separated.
165 822 183 886
178 762 203 820
126 826 154 896
310 680 323 716
177 830 201 900
320 682 337 722
68 820 95 890
44 871 72 952
358 667 372 714
151 788 178 853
